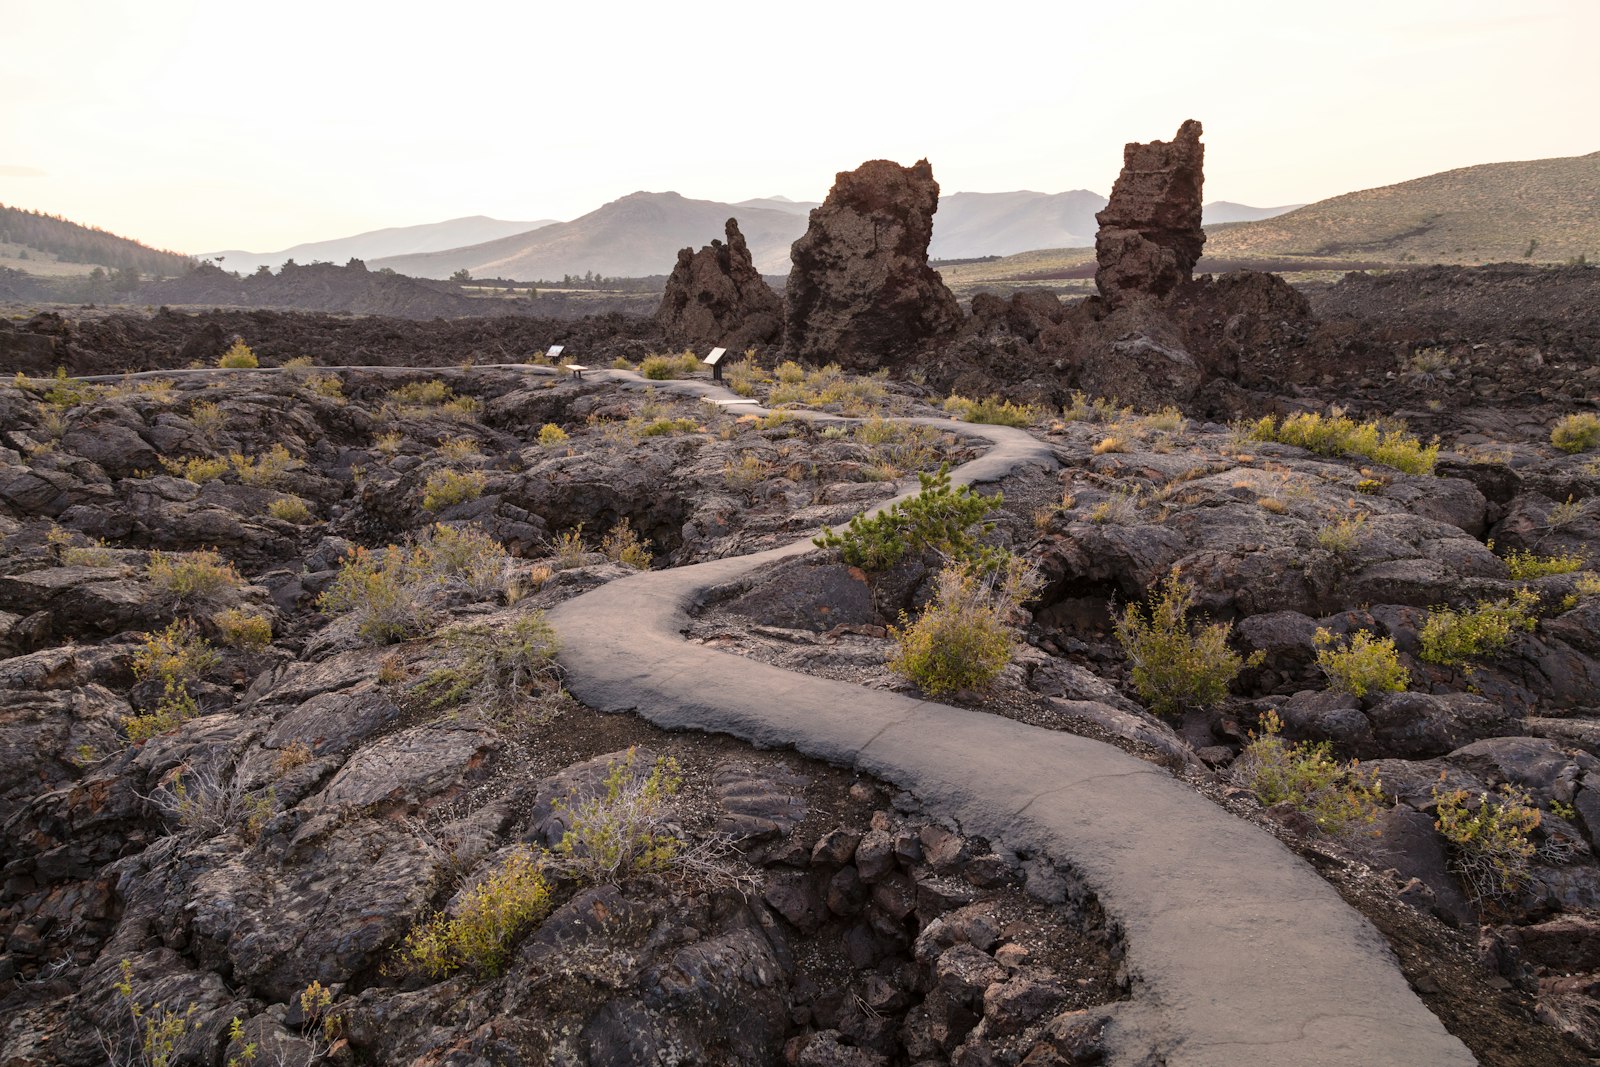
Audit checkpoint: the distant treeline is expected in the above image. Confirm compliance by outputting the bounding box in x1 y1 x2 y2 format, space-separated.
0 204 195 277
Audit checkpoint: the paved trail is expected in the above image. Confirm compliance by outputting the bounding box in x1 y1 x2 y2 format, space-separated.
548 372 1477 1067
71 362 1475 1064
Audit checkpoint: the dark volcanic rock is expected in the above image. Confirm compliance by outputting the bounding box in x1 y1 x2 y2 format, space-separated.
1094 119 1206 304
784 158 963 371
655 218 783 349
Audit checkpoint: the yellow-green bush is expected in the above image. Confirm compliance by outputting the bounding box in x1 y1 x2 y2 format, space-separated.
266 496 313 523
161 455 230 482
1252 411 1439 476
723 453 771 490
1114 570 1259 716
319 525 511 644
554 750 684 885
943 394 1039 427
1434 784 1541 901
217 340 259 369
888 561 1026 696
1313 628 1409 697
1419 589 1540 667
1501 546 1586 579
537 423 569 446
389 379 453 408
214 608 273 650
1236 710 1382 835
145 549 242 603
229 443 295 487
318 545 431 644
601 518 652 569
421 468 486 511
638 351 702 379
133 620 221 688
420 614 559 710
437 436 480 462
124 680 203 743
1551 413 1600 454
402 848 553 977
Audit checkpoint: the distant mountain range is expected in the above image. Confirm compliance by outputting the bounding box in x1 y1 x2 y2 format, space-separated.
200 215 558 275
362 191 1302 280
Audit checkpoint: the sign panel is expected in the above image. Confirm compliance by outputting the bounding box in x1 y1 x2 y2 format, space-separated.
703 347 727 366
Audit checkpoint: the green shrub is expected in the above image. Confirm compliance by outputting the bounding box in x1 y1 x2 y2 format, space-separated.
229 443 295 487
217 340 259 369
1500 546 1586 579
943 394 1039 427
774 361 807 385
1314 510 1368 556
537 423 569 446
145 549 242 604
318 545 432 643
1114 570 1258 716
1252 411 1439 475
638 351 702 379
421 468 486 511
1236 710 1383 835
888 560 1033 696
815 465 1001 571
41 367 96 408
188 400 226 441
266 496 313 523
124 680 203 743
1551 413 1600 454
420 614 560 710
161 455 230 482
1419 589 1540 667
553 750 684 885
549 525 589 569
855 417 943 474
1434 784 1541 901
389 379 453 408
413 522 512 599
214 608 273 650
1313 628 1409 697
631 416 699 438
110 958 195 1067
601 518 652 569
319 525 512 643
133 620 221 688
723 453 771 490
437 436 480 462
402 847 553 977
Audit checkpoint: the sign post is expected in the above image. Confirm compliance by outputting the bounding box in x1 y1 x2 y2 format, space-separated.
704 347 727 382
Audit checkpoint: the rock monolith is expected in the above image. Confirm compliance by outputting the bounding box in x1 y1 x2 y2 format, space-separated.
1094 120 1206 304
655 218 782 348
784 159 963 371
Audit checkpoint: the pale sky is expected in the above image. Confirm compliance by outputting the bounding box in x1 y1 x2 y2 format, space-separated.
2 0 1595 255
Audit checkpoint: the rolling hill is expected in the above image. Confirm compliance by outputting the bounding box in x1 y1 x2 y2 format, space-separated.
0 203 193 278
201 215 558 275
1203 150 1600 264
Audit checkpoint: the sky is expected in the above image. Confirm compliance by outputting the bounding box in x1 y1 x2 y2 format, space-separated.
2 0 1596 256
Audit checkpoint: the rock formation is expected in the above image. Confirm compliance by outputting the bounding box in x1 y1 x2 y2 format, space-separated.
1094 120 1206 304
784 159 964 372
654 218 782 348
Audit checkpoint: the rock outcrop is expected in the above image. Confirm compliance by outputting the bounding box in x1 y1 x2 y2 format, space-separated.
655 218 782 349
784 159 963 372
1094 120 1206 304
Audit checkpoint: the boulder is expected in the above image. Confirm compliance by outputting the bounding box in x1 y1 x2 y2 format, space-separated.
1094 120 1206 304
785 158 963 371
655 218 783 348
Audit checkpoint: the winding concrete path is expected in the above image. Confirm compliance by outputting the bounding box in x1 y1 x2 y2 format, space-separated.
62 361 1475 1063
547 372 1478 1067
